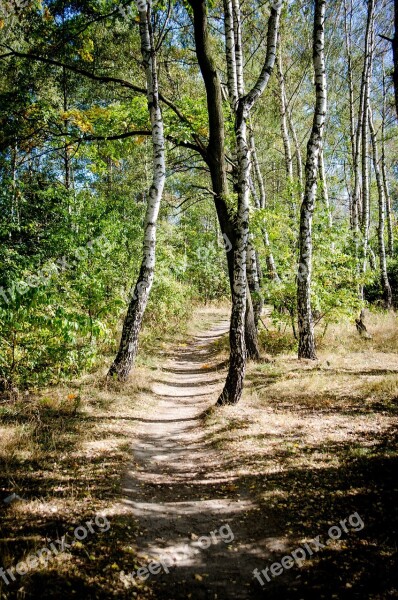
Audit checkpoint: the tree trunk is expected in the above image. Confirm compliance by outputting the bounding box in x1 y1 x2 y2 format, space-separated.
286 106 303 201
393 0 398 118
318 145 332 227
360 0 374 298
344 0 356 170
247 241 263 328
223 0 238 110
250 136 266 209
368 106 392 309
381 60 394 257
189 0 260 370
108 1 166 380
249 134 280 280
218 2 281 405
297 0 327 361
231 0 244 98
277 40 295 217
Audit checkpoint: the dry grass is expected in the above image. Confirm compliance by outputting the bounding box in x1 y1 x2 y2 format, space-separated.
318 309 398 354
203 309 398 598
0 362 159 600
1 306 397 599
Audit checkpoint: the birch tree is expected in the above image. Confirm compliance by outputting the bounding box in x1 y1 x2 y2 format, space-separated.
218 1 282 404
368 106 393 308
381 60 394 256
277 40 294 217
108 0 166 380
393 0 398 118
318 146 332 227
297 0 327 360
187 0 261 361
360 0 374 295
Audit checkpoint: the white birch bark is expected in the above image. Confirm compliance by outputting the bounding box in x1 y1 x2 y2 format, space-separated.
351 0 373 287
286 106 304 200
360 2 374 294
382 60 394 257
344 0 356 170
222 0 261 360
297 0 327 361
231 0 244 98
368 106 392 308
249 137 280 281
277 41 295 217
277 43 293 182
218 2 282 405
109 0 166 380
250 135 266 209
223 0 238 109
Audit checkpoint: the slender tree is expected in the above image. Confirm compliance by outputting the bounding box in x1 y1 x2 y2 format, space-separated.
249 134 280 281
368 105 393 308
277 40 294 217
187 0 261 361
360 0 374 296
393 0 398 118
218 1 282 404
297 0 327 360
381 59 394 256
108 0 166 380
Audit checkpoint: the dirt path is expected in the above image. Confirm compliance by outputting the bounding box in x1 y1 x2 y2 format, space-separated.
119 312 263 600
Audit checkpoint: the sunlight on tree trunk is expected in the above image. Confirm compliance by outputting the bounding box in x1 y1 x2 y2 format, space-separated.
108 1 166 380
297 0 327 361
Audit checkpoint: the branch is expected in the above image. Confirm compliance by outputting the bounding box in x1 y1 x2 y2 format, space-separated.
72 130 203 154
1 48 146 93
81 130 151 141
242 5 281 112
0 47 203 146
378 34 393 43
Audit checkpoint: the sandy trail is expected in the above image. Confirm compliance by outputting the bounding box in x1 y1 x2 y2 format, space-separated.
120 312 262 600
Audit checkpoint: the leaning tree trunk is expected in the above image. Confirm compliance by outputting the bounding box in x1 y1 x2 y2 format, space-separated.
297 0 327 361
218 2 281 405
368 106 392 309
189 0 260 365
360 0 374 298
108 1 165 380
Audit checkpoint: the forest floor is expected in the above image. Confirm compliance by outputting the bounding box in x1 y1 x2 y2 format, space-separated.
0 306 398 599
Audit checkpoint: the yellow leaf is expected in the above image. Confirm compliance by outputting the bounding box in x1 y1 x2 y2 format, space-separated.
43 6 53 21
